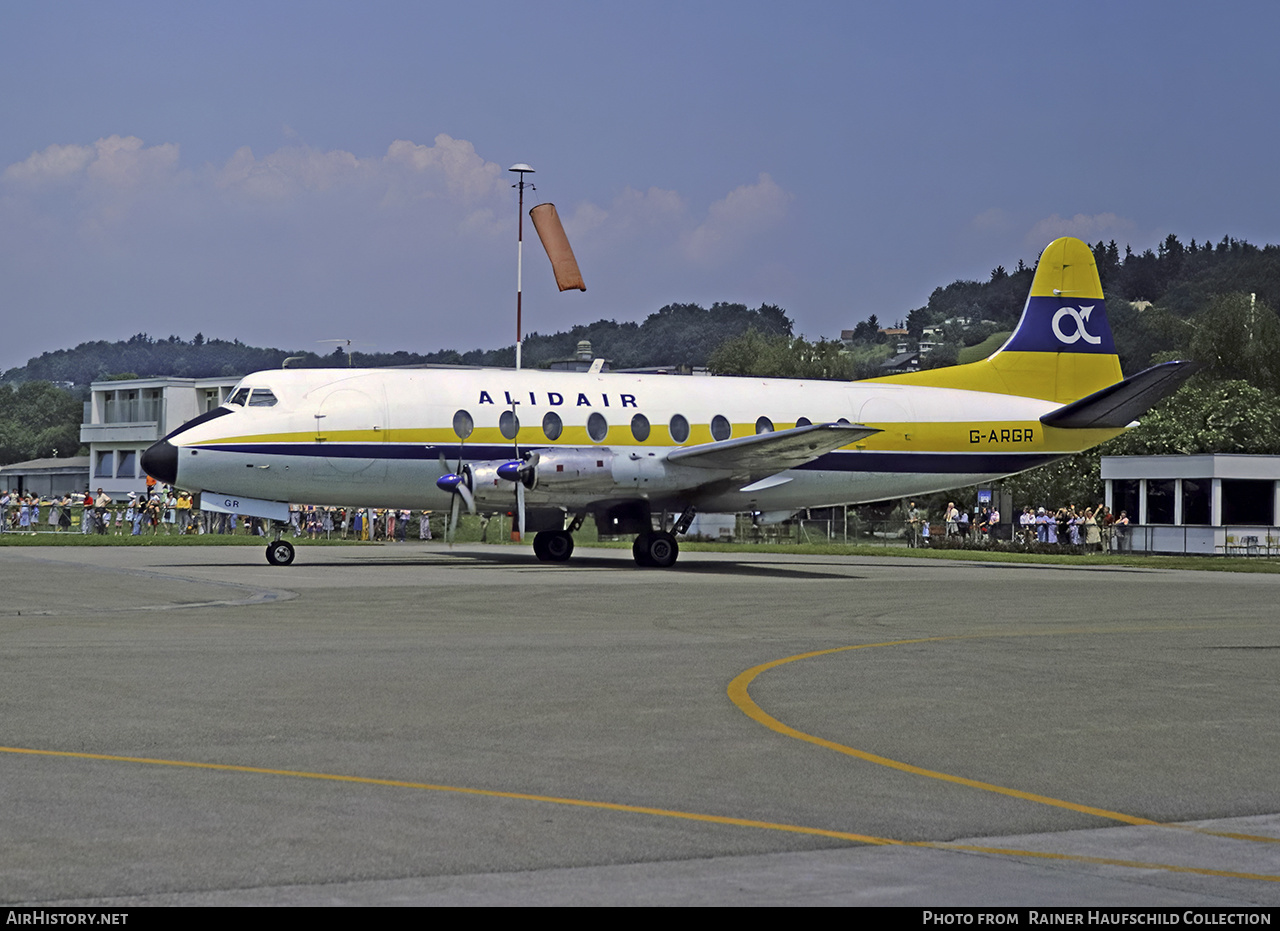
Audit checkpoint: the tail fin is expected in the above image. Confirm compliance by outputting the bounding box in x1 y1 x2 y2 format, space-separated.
869 237 1123 403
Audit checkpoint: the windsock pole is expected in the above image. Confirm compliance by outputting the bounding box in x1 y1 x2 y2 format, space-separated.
508 163 535 370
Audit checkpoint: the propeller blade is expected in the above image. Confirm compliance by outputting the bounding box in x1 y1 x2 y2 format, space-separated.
448 494 460 545
515 481 525 542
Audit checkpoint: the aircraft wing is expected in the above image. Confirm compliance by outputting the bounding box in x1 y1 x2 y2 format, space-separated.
666 422 879 484
1039 360 1196 429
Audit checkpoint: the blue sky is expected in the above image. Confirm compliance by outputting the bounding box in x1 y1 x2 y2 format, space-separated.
3 0 1278 371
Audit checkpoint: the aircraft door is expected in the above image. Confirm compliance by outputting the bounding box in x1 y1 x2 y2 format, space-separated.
857 396 910 446
311 383 390 484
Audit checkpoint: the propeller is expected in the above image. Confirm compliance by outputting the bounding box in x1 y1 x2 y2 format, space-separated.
435 434 475 544
495 406 539 541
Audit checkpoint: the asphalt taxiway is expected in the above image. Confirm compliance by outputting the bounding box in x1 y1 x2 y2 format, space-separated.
2 543 1277 905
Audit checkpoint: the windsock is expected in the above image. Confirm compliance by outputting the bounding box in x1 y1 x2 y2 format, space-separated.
529 203 586 292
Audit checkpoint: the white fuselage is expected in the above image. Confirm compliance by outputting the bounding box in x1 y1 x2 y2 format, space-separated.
160 365 1084 514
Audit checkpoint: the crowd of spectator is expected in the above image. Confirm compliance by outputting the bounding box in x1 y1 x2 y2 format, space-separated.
0 489 455 541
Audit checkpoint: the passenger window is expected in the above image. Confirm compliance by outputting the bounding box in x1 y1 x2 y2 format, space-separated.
795 417 812 428
453 410 474 440
587 412 608 442
755 416 774 434
669 413 690 444
711 415 731 441
543 411 563 441
499 410 520 440
630 413 650 442
247 389 278 407
227 388 250 407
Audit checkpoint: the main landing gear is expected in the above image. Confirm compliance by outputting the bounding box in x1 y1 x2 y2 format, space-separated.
265 539 295 566
532 529 575 562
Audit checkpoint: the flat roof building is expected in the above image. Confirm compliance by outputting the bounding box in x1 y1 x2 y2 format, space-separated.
80 376 242 498
1101 454 1280 555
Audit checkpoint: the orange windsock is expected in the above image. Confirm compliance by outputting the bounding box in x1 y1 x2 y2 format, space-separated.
529 203 586 292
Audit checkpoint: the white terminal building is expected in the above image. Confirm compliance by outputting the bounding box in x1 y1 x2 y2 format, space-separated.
1101 454 1280 555
80 376 242 498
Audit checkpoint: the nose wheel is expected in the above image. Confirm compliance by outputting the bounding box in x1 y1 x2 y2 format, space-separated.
266 539 295 566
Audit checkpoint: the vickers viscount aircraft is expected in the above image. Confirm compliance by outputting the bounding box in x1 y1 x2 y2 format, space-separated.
141 237 1191 568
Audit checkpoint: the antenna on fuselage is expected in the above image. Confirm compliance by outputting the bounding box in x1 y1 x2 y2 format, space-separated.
318 338 375 367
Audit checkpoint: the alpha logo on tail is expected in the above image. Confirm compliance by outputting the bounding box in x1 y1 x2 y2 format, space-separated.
1051 305 1104 346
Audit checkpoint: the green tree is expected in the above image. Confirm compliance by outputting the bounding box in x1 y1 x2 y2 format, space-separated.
1187 293 1280 392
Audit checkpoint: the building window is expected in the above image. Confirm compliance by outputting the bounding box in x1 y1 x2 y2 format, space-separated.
94 451 113 478
1222 479 1274 525
140 388 163 422
1113 479 1139 521
1182 479 1211 525
117 450 138 479
1147 479 1176 524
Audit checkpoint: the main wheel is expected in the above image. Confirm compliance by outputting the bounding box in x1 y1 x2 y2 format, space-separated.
645 530 679 568
545 530 574 562
633 530 678 568
266 540 295 566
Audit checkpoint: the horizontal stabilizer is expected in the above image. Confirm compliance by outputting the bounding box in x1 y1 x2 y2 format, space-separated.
667 422 878 482
1039 360 1196 429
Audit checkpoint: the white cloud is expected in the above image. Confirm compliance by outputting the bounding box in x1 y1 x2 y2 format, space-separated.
1026 212 1136 247
215 144 363 199
4 136 179 187
680 172 791 265
970 207 1014 232
385 134 504 202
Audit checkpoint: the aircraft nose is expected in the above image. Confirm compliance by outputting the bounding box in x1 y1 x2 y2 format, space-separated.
141 439 179 485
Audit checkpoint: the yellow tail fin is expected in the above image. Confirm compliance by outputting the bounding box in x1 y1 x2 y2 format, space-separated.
868 237 1123 403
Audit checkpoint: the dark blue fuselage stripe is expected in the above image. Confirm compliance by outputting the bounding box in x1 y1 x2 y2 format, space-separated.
192 443 1062 474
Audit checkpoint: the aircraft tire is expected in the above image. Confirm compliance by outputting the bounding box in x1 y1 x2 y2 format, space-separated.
266 540 295 567
545 530 574 562
641 530 679 568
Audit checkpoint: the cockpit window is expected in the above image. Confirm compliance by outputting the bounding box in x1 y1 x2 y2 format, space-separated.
226 387 251 407
247 388 278 407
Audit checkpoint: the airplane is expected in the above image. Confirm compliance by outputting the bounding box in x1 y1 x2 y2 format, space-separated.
141 236 1192 568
